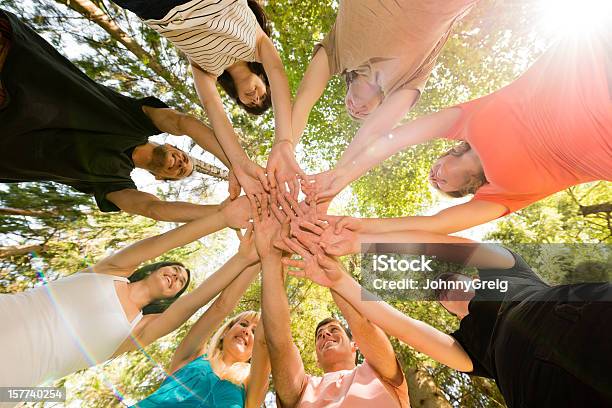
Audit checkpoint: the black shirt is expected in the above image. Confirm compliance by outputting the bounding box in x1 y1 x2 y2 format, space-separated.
0 11 168 212
451 251 612 407
111 0 191 20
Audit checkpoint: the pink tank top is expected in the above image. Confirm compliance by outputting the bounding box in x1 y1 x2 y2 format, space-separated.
295 360 410 408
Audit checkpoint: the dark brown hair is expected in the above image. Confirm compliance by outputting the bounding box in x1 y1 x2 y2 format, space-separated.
128 261 191 314
435 142 487 198
216 0 272 115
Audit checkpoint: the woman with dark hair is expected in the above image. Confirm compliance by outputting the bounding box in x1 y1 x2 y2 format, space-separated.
306 24 611 234
109 0 299 199
0 204 258 388
281 230 612 407
272 0 477 198
133 225 268 408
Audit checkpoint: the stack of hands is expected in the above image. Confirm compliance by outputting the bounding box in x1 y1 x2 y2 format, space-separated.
227 190 361 290
228 142 350 214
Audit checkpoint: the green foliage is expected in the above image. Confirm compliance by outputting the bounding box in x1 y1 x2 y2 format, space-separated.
2 1 608 407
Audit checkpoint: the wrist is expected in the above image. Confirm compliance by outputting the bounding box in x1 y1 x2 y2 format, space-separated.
331 273 352 291
274 139 295 150
261 252 282 265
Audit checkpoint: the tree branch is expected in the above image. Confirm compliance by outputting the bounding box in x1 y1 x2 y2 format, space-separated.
0 244 46 258
579 203 612 216
0 207 58 217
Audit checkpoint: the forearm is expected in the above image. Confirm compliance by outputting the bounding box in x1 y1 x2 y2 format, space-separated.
336 107 460 186
140 255 252 347
260 256 294 353
291 47 330 144
212 263 260 315
146 200 221 223
180 115 232 168
192 65 251 168
267 65 293 144
96 209 227 273
245 322 271 408
358 200 503 235
333 275 471 371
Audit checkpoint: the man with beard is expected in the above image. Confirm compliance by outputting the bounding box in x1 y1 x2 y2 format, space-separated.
0 10 242 222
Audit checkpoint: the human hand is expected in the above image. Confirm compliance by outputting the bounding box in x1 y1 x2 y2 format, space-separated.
300 168 349 205
319 215 364 235
220 196 252 229
233 158 270 201
249 195 282 259
274 193 322 245
281 237 346 288
266 141 307 199
296 218 360 256
235 223 259 265
227 168 241 200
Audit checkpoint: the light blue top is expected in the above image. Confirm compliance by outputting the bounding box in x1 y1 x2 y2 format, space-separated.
132 356 245 407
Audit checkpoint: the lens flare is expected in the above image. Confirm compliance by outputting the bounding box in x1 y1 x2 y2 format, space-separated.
537 0 612 38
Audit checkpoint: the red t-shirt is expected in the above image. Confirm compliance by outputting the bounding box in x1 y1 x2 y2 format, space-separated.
443 30 612 214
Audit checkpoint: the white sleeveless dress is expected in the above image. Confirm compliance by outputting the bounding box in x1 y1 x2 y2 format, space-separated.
0 273 142 387
144 0 258 77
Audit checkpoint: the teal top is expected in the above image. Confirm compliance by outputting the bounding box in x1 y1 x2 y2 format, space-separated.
132 356 246 407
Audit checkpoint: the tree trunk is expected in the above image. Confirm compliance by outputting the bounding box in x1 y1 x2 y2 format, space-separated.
405 366 452 408
0 244 45 258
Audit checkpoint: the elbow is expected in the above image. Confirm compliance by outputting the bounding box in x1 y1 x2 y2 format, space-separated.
176 113 199 136
210 292 237 316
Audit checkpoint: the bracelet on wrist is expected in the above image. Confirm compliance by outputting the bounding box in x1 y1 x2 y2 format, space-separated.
275 139 295 148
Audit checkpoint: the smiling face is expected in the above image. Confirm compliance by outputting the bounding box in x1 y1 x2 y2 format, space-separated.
149 144 194 181
345 74 383 120
428 154 475 193
222 317 258 363
314 320 356 372
146 264 189 299
236 73 267 109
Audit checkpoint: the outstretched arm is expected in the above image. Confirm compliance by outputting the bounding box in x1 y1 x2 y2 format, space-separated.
168 263 261 373
192 64 269 197
347 200 507 235
251 198 307 407
311 107 462 202
256 28 307 195
282 247 473 372
95 199 250 276
245 317 271 408
106 188 219 223
112 252 257 357
256 28 292 146
333 270 473 372
290 47 331 144
299 216 515 269
331 290 405 386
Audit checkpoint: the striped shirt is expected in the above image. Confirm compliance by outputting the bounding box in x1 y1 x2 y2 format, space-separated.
145 0 258 77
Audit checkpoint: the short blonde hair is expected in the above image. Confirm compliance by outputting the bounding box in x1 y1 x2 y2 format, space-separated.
206 310 260 386
436 142 487 198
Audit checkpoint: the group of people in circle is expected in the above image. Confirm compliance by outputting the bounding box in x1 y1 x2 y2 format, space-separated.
0 0 610 407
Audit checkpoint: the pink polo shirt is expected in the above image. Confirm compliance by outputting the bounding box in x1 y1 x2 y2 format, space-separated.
295 360 410 408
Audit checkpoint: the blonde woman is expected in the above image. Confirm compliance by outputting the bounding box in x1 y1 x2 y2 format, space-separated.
133 230 269 407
